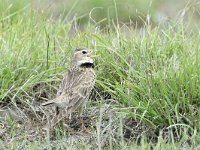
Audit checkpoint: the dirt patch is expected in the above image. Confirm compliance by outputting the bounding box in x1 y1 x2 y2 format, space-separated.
0 97 154 149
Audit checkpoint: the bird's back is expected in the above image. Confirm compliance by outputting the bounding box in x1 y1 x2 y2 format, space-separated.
56 67 95 114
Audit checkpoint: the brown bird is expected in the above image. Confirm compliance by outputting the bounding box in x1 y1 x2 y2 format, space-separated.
42 48 96 130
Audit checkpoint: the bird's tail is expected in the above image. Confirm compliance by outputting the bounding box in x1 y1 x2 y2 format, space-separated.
41 100 55 106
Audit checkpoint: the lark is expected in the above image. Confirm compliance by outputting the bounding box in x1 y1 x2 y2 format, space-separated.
42 48 95 130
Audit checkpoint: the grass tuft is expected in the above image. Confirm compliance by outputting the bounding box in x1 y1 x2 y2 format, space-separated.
0 3 199 148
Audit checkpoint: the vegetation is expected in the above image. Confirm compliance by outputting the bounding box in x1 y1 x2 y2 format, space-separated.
0 1 199 149
0 0 165 25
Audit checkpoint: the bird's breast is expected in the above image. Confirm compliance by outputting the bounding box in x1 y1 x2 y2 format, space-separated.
69 68 95 87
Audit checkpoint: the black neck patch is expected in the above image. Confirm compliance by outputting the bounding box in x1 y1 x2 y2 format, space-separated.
80 62 94 68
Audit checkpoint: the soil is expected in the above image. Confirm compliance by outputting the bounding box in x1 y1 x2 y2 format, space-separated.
0 97 152 149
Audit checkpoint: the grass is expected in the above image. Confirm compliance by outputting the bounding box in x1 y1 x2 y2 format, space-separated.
0 2 200 149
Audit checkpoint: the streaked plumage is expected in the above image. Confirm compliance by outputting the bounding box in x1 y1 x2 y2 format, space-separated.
42 48 95 128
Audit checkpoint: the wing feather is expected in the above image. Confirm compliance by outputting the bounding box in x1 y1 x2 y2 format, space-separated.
65 83 93 113
56 70 73 96
53 69 95 115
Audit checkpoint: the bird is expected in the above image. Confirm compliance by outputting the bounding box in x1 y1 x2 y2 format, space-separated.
41 48 96 131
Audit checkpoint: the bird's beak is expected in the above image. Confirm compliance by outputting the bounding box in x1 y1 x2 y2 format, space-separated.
91 54 97 58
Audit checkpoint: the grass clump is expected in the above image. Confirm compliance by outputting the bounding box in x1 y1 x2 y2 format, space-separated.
94 25 200 144
0 3 199 149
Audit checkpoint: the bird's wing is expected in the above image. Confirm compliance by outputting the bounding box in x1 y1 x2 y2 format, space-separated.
42 70 82 108
56 70 72 96
57 69 84 96
41 94 66 107
65 82 93 113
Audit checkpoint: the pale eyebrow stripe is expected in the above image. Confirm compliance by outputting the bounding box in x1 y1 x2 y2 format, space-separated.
75 48 88 51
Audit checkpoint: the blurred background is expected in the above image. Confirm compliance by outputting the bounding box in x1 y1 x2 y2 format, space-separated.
0 0 200 27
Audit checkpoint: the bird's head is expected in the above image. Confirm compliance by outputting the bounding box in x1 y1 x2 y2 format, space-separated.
71 48 94 68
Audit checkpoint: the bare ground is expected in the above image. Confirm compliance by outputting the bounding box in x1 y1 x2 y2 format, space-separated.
0 95 154 149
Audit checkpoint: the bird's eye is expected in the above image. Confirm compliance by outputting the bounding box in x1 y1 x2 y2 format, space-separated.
82 50 87 54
